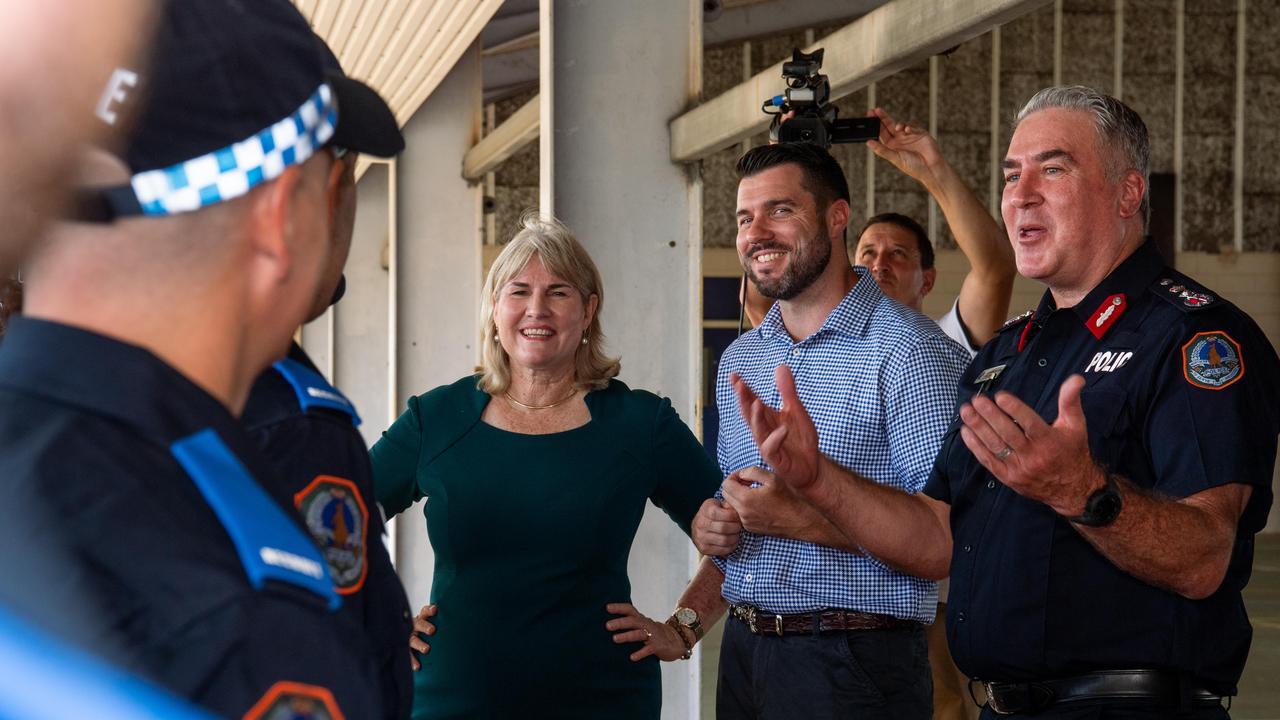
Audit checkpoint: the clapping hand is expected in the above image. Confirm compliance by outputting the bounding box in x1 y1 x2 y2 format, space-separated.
731 365 821 493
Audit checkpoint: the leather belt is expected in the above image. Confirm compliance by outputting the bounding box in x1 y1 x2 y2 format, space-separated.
728 603 919 637
980 670 1223 715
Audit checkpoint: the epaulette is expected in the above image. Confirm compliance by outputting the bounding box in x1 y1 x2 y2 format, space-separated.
997 309 1034 333
1150 276 1217 312
171 429 340 610
272 358 361 426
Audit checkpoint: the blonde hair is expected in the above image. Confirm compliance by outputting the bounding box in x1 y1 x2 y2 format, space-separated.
478 213 620 394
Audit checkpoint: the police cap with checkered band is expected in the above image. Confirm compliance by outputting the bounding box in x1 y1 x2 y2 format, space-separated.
78 0 403 222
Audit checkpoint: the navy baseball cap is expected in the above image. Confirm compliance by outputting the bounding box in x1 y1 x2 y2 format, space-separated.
78 0 403 222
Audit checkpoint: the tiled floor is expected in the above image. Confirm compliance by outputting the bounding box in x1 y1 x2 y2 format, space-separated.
698 534 1280 719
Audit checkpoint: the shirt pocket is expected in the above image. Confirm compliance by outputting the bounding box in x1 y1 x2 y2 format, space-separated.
1079 387 1129 470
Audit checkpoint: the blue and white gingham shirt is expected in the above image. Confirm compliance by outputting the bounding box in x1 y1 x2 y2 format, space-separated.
714 267 970 623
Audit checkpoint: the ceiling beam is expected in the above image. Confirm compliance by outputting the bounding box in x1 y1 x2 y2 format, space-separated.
483 30 538 56
462 93 538 181
670 0 1052 163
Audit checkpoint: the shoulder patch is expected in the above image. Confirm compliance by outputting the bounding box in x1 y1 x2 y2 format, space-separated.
244 681 343 720
1152 277 1216 311
295 475 369 595
999 310 1034 333
272 358 361 426
171 429 340 610
1182 331 1244 390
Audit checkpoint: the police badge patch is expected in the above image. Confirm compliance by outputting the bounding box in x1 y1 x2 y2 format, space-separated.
294 475 368 594
1182 331 1244 390
244 681 342 720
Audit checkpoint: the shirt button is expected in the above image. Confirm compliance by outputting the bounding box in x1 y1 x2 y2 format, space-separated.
791 348 800 356
957 611 966 623
745 574 753 583
987 479 996 489
1038 358 1048 367
963 544 972 553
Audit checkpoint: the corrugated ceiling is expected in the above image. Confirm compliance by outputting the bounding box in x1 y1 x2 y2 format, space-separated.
295 0 504 128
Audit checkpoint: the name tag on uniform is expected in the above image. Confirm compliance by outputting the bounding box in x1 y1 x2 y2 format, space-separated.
973 364 1006 395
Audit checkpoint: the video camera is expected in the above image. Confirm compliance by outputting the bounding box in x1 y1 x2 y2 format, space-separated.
763 48 879 148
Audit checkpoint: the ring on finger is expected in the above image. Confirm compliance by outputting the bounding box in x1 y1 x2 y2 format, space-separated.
645 629 653 641
995 446 1013 461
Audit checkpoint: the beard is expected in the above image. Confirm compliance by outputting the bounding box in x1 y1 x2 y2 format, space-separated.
744 232 832 301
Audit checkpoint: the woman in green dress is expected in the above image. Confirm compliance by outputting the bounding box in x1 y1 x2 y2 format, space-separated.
370 215 722 719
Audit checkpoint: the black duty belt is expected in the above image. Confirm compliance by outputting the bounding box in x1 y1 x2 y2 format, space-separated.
979 669 1223 715
729 603 919 636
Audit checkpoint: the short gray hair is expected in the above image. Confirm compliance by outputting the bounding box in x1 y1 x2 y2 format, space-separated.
1015 85 1151 226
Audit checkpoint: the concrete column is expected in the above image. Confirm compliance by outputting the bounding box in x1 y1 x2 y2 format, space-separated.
335 163 393 447
543 2 704 716
392 43 484 609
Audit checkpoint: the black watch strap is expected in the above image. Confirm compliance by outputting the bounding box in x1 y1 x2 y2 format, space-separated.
1066 472 1123 527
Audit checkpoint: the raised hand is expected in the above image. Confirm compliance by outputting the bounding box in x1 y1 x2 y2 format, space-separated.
866 107 945 189
958 374 1105 516
731 365 820 492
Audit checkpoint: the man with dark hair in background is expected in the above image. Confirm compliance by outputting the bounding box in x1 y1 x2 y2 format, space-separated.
0 2 404 717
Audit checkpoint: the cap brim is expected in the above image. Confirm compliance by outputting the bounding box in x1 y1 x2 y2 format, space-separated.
326 72 404 158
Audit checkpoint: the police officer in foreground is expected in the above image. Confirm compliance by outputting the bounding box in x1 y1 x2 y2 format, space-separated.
240 41 413 720
727 85 1278 719
0 1 403 717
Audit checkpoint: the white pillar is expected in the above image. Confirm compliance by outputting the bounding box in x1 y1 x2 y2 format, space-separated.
543 2 704 717
392 43 484 609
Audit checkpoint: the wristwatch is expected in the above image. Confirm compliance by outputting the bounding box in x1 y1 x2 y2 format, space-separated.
1066 473 1122 527
670 607 705 640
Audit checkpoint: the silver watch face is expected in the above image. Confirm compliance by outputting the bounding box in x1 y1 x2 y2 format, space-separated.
675 607 697 625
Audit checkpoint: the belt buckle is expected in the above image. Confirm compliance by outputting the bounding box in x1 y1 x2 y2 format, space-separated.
984 682 1012 716
744 607 758 635
773 613 783 636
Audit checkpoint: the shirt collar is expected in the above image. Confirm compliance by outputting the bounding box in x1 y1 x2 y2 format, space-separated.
756 266 881 343
0 317 246 449
1029 239 1167 324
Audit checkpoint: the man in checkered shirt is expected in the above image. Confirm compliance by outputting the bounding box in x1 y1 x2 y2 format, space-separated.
660 143 969 719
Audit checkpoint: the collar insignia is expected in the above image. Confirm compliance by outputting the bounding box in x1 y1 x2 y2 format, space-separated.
1086 294 1126 339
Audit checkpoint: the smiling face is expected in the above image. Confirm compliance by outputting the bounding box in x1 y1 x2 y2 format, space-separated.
493 254 597 376
852 222 935 310
1001 108 1134 297
735 163 833 301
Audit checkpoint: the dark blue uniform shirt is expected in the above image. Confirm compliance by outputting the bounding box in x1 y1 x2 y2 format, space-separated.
243 342 413 720
924 241 1279 695
0 318 383 719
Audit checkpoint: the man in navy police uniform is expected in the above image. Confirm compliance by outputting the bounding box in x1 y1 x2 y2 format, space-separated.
241 42 414 720
728 85 1278 719
0 1 404 718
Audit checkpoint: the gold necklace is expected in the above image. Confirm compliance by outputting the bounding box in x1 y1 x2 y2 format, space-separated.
504 388 578 411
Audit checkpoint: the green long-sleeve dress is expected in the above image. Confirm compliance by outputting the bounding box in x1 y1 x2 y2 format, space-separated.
370 376 722 720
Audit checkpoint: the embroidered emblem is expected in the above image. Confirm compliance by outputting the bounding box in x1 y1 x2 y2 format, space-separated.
294 475 369 595
1086 294 1126 340
1169 285 1185 294
1085 350 1133 373
244 681 342 720
1182 331 1244 390
1000 310 1033 332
